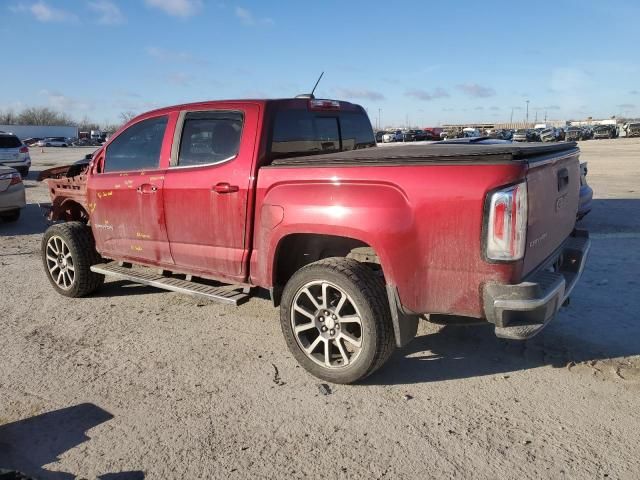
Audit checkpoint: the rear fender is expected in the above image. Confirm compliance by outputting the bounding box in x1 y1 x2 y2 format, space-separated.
253 180 415 289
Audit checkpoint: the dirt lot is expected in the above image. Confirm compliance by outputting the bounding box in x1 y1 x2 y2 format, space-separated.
1 139 639 479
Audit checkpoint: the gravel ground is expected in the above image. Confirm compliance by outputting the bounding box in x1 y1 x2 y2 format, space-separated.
1 140 639 479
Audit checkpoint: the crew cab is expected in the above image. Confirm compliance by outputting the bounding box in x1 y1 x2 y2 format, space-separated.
40 97 590 383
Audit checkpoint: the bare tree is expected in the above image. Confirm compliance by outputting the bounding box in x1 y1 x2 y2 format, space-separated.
77 115 101 132
119 111 137 125
0 109 19 124
17 107 74 126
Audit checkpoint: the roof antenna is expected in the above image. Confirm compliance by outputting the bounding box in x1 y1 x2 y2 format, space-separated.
296 72 324 99
310 71 324 98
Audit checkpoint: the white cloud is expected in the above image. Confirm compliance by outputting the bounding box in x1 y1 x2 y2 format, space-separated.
235 6 273 26
145 46 207 65
405 88 449 101
334 88 385 101
456 83 496 98
10 1 77 22
39 90 92 112
166 72 192 86
144 0 202 17
88 0 125 25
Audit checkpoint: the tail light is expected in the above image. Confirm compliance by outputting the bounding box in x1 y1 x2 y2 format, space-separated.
485 182 528 261
19 146 29 154
0 172 22 189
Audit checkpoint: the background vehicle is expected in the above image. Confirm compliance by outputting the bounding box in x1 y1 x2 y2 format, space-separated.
512 129 529 142
539 128 556 142
622 122 640 137
382 130 402 142
22 137 42 146
565 127 583 141
375 131 385 143
37 137 69 147
0 133 31 177
0 166 26 222
578 162 593 220
593 125 617 139
41 97 589 384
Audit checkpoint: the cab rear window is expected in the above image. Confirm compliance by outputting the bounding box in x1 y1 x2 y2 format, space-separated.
270 109 374 160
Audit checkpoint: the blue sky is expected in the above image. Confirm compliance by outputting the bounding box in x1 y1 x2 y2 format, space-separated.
2 0 639 127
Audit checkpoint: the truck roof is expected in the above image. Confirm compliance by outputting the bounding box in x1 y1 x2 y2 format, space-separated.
270 141 578 167
132 98 364 121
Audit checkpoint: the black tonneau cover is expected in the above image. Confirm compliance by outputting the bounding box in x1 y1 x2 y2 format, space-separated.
270 141 578 167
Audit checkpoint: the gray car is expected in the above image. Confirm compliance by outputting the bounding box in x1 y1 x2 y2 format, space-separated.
0 132 32 177
0 166 26 222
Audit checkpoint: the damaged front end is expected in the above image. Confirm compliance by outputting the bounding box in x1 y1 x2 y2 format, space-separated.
38 158 92 222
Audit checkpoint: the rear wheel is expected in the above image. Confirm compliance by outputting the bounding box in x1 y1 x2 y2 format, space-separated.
1 209 20 222
280 258 395 384
41 222 104 297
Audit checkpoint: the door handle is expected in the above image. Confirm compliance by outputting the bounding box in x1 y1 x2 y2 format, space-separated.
137 184 158 194
213 182 239 194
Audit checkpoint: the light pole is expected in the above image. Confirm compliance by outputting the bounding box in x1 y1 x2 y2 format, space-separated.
510 107 514 123
525 100 530 125
378 108 382 130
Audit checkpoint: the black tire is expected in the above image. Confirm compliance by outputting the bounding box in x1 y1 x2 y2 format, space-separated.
18 167 28 178
1 209 20 222
41 222 104 297
280 257 395 384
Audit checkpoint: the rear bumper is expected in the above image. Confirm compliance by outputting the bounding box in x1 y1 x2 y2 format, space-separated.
0 184 27 212
578 185 593 218
483 230 590 340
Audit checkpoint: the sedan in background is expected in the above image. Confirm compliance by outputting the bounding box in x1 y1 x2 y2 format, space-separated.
0 132 31 177
36 137 70 147
0 166 26 222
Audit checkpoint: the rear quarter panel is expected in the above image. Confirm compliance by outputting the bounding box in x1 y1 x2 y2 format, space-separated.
252 162 526 318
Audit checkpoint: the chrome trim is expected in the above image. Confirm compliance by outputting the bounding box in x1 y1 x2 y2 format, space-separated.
169 108 244 170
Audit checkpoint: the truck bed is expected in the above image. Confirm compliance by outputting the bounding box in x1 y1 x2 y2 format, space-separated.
270 141 578 167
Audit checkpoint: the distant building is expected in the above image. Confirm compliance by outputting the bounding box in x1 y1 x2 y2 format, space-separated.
0 124 78 140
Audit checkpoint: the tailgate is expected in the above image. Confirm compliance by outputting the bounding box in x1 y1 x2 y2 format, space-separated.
523 148 580 275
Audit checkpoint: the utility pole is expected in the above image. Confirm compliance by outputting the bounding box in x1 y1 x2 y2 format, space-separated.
525 100 530 125
510 107 514 124
544 110 547 122
378 108 382 130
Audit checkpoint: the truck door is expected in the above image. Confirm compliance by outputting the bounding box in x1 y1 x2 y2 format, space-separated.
87 113 175 265
162 104 260 282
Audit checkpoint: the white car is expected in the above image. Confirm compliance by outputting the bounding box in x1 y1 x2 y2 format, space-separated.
37 137 69 147
0 133 31 177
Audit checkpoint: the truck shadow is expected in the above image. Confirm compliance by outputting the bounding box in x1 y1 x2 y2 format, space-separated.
0 403 144 479
367 198 640 385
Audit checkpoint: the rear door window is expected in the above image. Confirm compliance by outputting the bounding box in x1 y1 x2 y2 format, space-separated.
177 111 243 167
103 116 168 173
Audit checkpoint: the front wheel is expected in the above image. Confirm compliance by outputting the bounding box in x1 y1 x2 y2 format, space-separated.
41 222 104 297
280 258 395 384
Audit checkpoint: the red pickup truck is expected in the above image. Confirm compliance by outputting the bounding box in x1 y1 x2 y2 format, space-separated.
40 97 590 384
